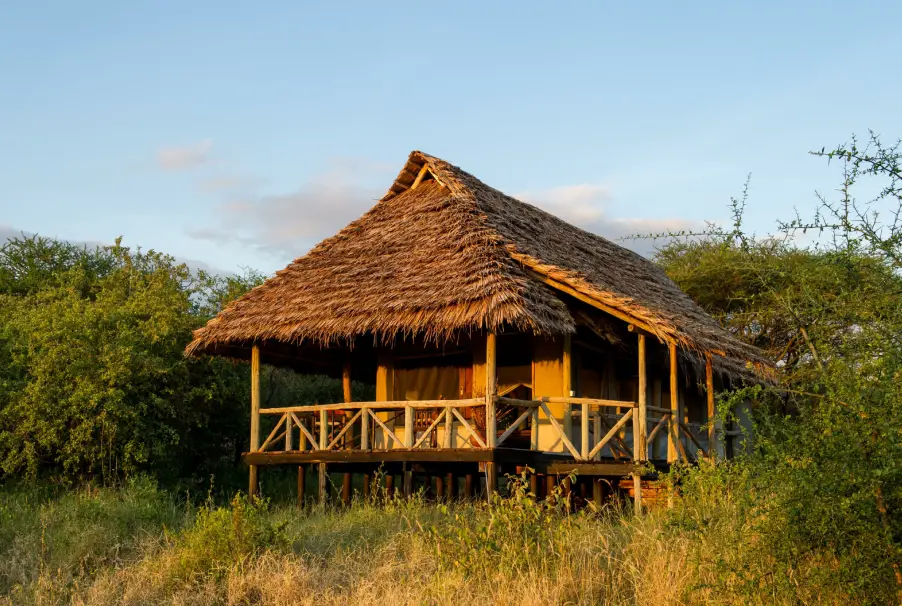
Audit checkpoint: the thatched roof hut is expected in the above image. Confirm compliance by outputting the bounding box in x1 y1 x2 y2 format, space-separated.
187 151 770 380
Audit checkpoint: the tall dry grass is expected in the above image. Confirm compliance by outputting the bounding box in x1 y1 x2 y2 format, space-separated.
0 473 851 606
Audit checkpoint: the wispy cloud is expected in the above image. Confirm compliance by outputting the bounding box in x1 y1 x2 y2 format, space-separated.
188 159 705 263
156 139 213 171
517 184 702 256
187 158 389 261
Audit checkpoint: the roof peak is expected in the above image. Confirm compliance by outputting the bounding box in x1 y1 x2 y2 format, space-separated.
382 150 465 201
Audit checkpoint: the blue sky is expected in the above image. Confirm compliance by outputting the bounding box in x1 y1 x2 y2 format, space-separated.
1 1 899 274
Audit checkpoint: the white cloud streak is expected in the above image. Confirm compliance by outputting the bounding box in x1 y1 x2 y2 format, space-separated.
157 139 213 171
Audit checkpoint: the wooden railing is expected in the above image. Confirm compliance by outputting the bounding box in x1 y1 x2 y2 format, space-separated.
253 395 710 462
257 399 487 454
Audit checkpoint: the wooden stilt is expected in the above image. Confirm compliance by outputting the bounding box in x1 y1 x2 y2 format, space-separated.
633 473 643 515
363 472 371 501
446 473 455 501
464 473 474 499
297 465 305 507
485 331 498 503
485 462 497 501
318 463 327 505
249 345 261 498
637 334 648 462
342 473 352 506
385 474 395 499
706 354 718 458
668 342 679 463
248 466 259 499
403 463 413 498
529 472 538 498
563 334 573 445
593 478 603 509
545 474 556 500
485 331 497 449
434 474 444 502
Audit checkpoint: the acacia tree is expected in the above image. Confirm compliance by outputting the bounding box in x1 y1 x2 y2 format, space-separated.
654 133 902 601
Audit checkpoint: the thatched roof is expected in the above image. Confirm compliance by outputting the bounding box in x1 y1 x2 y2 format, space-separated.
187 151 772 379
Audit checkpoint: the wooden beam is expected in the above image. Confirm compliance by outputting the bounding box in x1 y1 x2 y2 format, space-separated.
260 398 483 414
588 409 634 459
404 406 414 449
541 396 634 408
410 165 429 190
485 332 497 448
318 463 327 505
342 357 352 404
249 345 261 497
523 268 669 342
361 407 370 450
341 473 352 506
297 465 305 507
706 354 718 458
496 407 533 446
668 342 679 463
637 334 648 462
563 334 573 447
539 401 581 459
546 462 642 476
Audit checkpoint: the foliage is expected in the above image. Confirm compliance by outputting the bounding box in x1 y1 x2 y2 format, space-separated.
653 131 902 602
427 469 578 577
0 236 353 487
2 481 849 606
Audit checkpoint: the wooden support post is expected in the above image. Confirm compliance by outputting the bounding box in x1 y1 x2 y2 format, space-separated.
637 334 648 461
404 406 414 449
403 463 412 498
298 415 307 451
464 473 474 499
318 463 327 505
529 472 538 499
361 407 370 450
486 332 497 448
434 474 444 502
530 408 539 451
297 465 305 507
545 474 556 501
443 406 453 449
593 478 603 509
668 342 679 463
319 409 328 450
706 355 718 458
385 474 394 499
485 463 497 502
343 357 352 451
341 473 352 506
633 473 643 515
342 357 352 404
249 345 261 497
446 473 455 501
318 407 328 505
581 400 590 460
363 472 371 501
485 331 497 502
562 334 573 446
593 412 601 460
248 466 258 499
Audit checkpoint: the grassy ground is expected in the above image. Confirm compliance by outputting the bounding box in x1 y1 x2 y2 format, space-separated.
0 473 852 606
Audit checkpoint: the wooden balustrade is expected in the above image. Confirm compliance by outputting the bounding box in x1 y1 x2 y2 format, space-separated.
250 394 712 462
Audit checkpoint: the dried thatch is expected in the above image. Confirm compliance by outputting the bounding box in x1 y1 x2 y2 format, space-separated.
187 151 772 379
